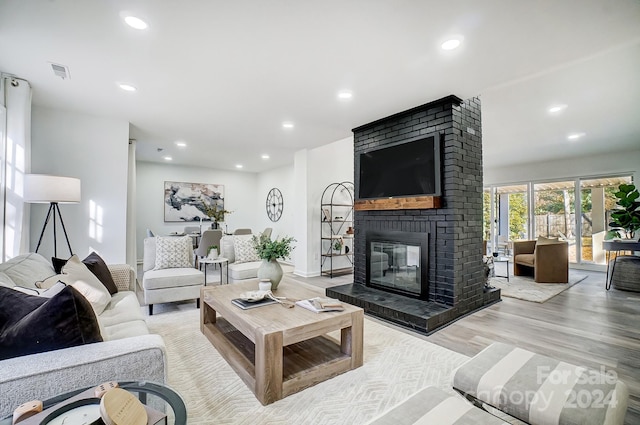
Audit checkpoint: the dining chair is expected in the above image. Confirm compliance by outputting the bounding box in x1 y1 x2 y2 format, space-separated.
194 229 223 266
146 229 155 237
184 226 200 235
233 228 252 235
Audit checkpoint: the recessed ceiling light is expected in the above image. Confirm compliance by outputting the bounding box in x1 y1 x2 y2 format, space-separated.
163 156 173 161
567 132 586 141
235 164 243 169
338 91 353 100
124 16 148 30
548 104 568 114
282 122 294 129
441 38 462 51
261 154 270 160
175 141 187 148
118 83 137 92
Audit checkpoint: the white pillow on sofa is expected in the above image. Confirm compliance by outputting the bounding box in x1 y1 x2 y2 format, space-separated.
37 255 112 315
233 234 260 264
13 281 67 298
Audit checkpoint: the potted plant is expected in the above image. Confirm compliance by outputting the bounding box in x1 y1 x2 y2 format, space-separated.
202 203 232 229
483 255 495 289
333 239 343 254
251 233 296 290
207 245 219 259
607 183 640 240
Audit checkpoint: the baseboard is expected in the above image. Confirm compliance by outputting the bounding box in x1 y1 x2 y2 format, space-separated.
293 269 321 278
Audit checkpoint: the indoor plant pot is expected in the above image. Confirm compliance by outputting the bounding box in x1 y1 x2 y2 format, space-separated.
257 259 284 290
607 183 640 240
252 233 295 290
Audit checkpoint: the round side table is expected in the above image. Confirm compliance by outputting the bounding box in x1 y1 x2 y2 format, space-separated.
199 257 229 285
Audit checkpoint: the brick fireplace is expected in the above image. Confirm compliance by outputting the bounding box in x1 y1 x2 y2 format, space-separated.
327 95 500 333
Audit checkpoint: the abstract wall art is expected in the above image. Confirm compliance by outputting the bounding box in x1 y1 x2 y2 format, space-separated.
164 181 224 222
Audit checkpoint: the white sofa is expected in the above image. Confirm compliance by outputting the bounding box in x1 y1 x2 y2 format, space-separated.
0 253 166 418
220 235 263 282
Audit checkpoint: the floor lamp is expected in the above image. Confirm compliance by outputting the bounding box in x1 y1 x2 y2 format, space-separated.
24 174 81 257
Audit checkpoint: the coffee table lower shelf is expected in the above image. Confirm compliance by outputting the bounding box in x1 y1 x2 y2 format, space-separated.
201 318 354 403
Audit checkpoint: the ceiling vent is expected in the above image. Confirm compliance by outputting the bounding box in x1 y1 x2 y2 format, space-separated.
49 62 70 79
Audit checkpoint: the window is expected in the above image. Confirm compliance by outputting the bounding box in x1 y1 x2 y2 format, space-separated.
484 175 633 267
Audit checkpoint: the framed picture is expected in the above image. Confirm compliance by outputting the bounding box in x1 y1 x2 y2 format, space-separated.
322 208 331 222
164 181 224 222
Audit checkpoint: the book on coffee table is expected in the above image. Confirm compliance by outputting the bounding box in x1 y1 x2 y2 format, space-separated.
231 297 278 310
295 297 344 313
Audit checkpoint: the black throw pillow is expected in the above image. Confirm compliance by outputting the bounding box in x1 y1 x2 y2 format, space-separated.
51 252 119 295
0 286 103 360
52 256 68 274
82 252 118 295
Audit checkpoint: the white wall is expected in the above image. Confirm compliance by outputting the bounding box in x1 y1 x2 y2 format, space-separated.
30 106 130 263
255 164 295 243
135 161 260 260
295 136 354 277
484 148 640 185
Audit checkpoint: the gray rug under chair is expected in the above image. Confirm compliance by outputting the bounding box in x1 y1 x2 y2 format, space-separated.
489 272 588 303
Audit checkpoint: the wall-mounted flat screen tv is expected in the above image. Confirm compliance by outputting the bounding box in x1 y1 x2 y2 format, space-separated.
357 132 441 199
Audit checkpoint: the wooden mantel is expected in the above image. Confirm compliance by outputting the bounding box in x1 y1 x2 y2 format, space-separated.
354 196 442 211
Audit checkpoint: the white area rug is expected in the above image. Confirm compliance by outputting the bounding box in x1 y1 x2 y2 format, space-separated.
146 307 469 424
489 272 588 303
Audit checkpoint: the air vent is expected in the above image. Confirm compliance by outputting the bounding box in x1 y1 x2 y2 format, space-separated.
49 62 70 79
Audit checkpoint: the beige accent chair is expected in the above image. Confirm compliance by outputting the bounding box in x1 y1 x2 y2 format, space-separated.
261 227 273 239
142 237 205 315
513 237 569 283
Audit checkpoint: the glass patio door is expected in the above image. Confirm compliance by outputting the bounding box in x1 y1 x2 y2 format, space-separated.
579 176 633 265
484 184 529 256
533 181 576 262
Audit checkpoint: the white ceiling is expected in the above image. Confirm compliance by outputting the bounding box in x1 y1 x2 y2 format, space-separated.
1 0 639 173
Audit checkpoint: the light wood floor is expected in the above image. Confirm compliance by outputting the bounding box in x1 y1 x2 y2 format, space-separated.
293 270 640 425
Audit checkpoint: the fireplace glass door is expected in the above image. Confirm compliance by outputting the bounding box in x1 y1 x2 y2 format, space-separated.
370 241 421 296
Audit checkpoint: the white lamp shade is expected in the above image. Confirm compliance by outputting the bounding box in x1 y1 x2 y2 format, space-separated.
24 174 81 203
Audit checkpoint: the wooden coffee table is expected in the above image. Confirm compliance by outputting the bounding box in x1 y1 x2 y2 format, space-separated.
200 280 364 405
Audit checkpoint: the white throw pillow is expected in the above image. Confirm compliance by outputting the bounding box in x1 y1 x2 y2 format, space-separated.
13 281 67 298
154 236 193 270
62 255 112 315
233 234 260 264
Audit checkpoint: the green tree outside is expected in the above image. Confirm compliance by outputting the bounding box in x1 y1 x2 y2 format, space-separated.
508 193 527 240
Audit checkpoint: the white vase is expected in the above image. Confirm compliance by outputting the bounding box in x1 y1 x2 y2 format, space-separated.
208 250 218 260
257 259 283 290
258 279 272 291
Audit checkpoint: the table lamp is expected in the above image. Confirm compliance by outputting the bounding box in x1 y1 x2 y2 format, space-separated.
24 174 81 257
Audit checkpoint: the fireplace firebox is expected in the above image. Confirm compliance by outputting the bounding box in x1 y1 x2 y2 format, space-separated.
366 230 429 299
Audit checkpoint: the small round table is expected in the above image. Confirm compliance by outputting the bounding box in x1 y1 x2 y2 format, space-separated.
199 257 229 285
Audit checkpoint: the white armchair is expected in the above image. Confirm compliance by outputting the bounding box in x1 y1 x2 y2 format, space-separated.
141 236 205 315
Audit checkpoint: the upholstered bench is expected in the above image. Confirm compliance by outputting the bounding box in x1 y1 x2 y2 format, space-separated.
366 386 509 424
453 343 629 425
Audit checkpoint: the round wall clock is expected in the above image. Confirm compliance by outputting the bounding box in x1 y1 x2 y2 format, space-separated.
266 188 283 222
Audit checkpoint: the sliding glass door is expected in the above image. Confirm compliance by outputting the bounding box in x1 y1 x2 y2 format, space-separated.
533 180 576 262
482 184 528 255
484 175 633 267
579 176 633 265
